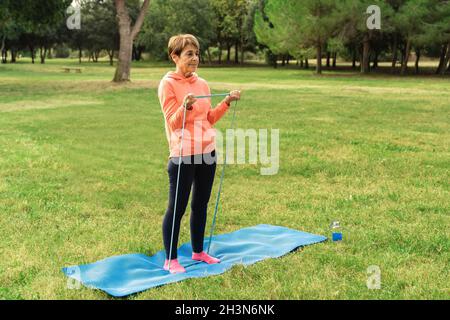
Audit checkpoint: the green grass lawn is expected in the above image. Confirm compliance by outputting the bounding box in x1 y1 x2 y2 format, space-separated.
0 58 449 299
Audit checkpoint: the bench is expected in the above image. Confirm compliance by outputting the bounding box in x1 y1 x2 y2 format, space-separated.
62 67 82 73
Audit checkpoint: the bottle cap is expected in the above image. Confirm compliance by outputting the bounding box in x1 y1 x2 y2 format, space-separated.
330 221 340 229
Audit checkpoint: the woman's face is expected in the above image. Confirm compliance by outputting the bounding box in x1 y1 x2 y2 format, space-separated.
172 44 199 76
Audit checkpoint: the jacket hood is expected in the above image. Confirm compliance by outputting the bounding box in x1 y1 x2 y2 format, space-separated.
165 71 198 84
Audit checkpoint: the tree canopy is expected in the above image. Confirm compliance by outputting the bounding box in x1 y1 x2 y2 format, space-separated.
1 0 449 75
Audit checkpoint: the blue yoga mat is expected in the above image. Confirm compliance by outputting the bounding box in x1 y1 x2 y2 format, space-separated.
62 224 326 297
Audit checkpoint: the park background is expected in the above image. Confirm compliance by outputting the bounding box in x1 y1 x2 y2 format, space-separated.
0 0 449 299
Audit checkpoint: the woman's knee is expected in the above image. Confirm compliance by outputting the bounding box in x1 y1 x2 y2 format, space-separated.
191 200 208 213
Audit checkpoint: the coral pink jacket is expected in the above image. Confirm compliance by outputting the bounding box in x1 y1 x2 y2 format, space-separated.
158 71 230 158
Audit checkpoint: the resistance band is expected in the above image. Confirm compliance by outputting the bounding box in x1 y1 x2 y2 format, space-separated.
194 93 230 99
167 100 188 271
167 93 238 271
207 98 238 254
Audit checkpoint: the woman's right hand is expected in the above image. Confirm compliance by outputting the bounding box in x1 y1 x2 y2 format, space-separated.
183 93 197 110
224 90 241 105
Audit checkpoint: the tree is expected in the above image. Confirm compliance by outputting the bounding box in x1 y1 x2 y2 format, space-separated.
335 0 393 74
0 0 71 64
241 0 259 64
83 0 119 65
255 0 338 74
0 0 11 54
113 0 150 82
137 0 216 63
254 0 292 67
209 0 257 64
428 0 450 74
391 0 430 75
300 0 338 74
135 1 170 60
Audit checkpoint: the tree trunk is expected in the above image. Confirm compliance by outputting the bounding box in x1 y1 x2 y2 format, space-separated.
415 49 421 74
332 52 337 68
113 37 132 81
316 42 322 74
441 44 450 75
391 34 398 72
0 35 5 54
226 43 231 63
30 45 35 64
300 58 304 68
234 41 239 64
281 56 285 67
326 52 330 67
200 52 205 64
435 44 446 74
11 48 17 63
1 49 6 64
269 52 278 69
240 40 244 65
132 44 137 61
305 58 309 69
108 50 114 66
438 42 450 75
372 50 378 69
113 0 150 83
206 47 212 65
401 38 411 75
218 41 222 64
361 34 370 74
358 45 362 68
78 47 82 64
40 47 47 64
352 49 356 68
132 45 142 61
399 44 405 68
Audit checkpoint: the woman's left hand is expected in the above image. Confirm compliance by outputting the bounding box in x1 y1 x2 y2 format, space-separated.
225 90 241 105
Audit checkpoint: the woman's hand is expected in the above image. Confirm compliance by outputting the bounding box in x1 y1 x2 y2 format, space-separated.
183 93 197 110
224 90 241 105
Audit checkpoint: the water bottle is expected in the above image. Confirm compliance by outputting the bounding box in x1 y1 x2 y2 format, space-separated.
330 221 343 242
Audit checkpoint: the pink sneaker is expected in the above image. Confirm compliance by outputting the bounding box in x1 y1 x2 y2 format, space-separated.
192 251 221 264
163 259 186 274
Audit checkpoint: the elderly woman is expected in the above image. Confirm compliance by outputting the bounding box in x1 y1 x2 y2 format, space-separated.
158 34 241 274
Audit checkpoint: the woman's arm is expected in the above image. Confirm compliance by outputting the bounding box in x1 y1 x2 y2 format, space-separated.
158 81 186 131
207 100 230 126
207 90 241 125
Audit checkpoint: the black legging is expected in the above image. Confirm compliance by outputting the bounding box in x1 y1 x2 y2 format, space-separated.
162 150 217 259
